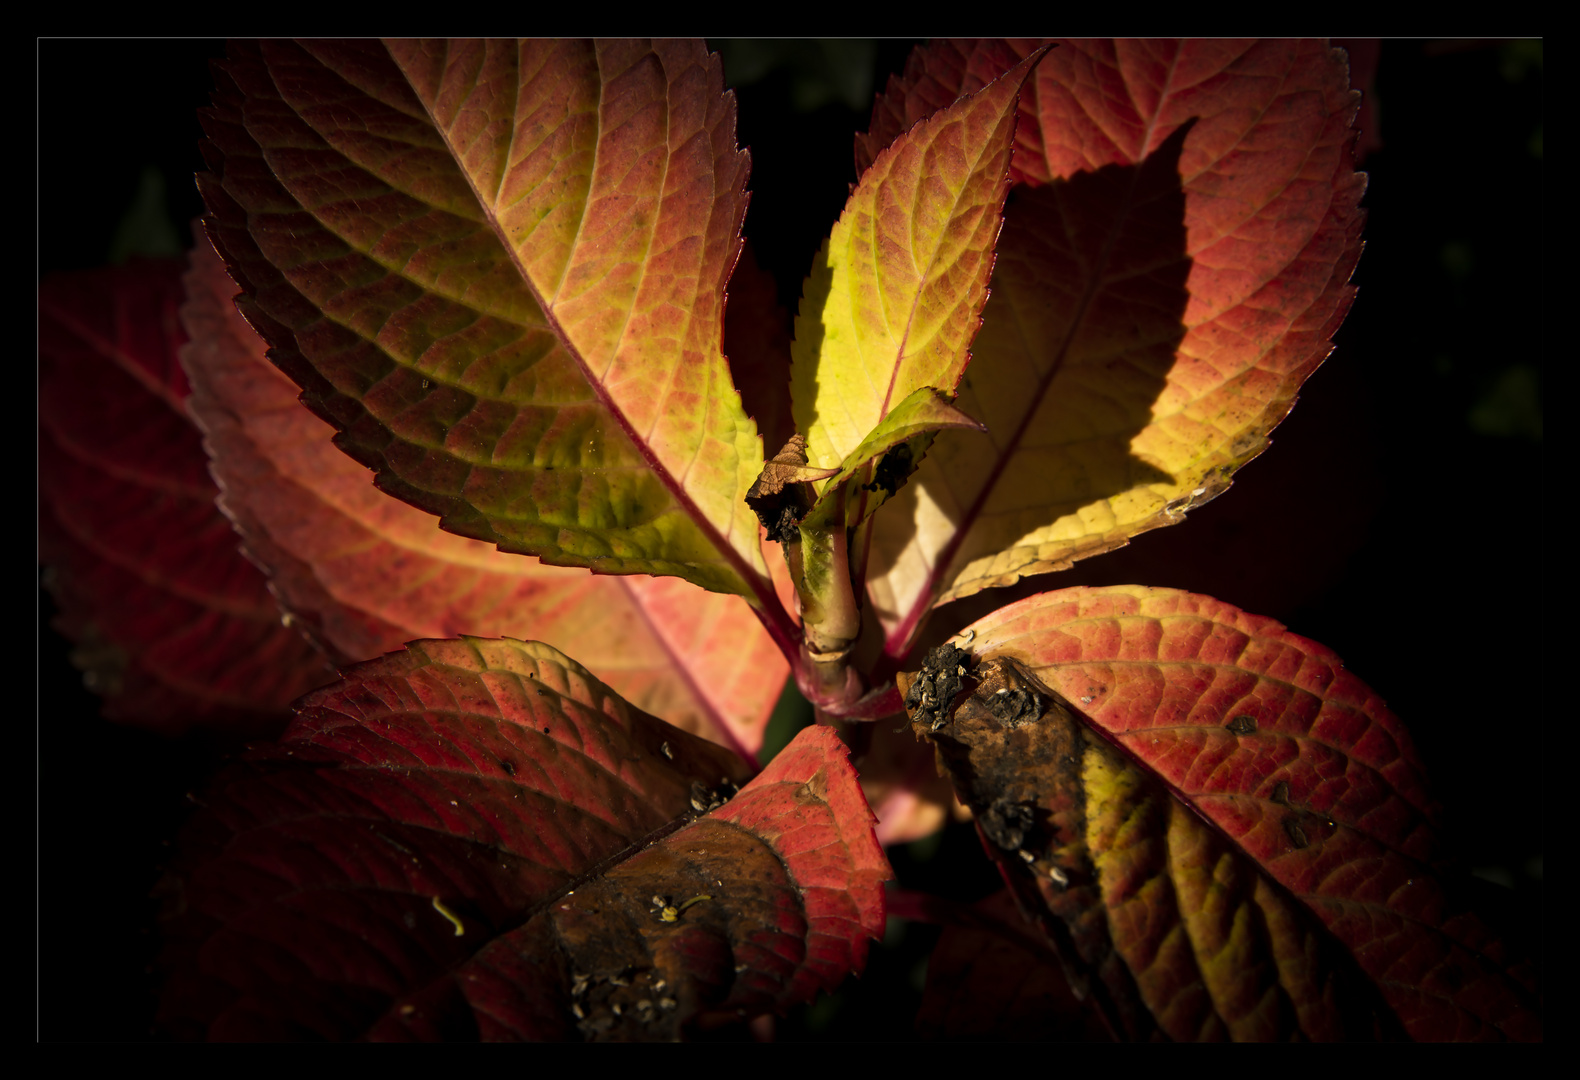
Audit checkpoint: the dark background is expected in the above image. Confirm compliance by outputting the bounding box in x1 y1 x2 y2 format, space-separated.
38 39 1543 1040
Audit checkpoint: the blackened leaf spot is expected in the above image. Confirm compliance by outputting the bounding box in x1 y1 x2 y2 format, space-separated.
688 778 739 814
904 642 972 731
769 504 801 544
1226 715 1257 736
863 443 913 498
982 796 1037 851
989 687 1042 727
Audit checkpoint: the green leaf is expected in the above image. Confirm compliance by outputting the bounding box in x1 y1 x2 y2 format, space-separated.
788 48 1045 474
802 385 984 533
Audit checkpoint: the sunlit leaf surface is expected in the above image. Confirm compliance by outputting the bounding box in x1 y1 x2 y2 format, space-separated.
199 40 779 606
790 51 1042 478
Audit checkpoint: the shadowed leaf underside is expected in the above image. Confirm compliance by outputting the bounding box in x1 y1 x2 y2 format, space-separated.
157 639 888 1040
39 260 333 736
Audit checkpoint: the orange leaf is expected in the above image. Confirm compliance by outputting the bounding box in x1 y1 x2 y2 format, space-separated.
179 234 786 758
866 41 1367 656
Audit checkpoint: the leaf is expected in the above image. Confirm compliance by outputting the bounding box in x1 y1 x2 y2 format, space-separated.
909 889 1112 1041
197 39 782 612
39 259 334 736
724 239 796 457
899 586 1541 1041
802 386 985 532
744 433 841 550
855 39 1045 183
157 639 888 1041
788 49 1045 474
858 721 965 847
180 234 786 757
864 40 1368 654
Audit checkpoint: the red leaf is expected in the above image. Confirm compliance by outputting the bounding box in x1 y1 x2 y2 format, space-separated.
909 889 1111 1041
900 586 1541 1041
39 260 334 736
1333 40 1383 163
710 725 889 1004
157 640 887 1040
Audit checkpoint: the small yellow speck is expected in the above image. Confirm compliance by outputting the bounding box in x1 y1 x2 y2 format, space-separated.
431 896 465 936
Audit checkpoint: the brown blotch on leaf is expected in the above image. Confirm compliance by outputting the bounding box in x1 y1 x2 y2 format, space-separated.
744 435 839 543
1225 715 1257 736
1283 816 1310 850
545 817 793 1041
909 656 1085 861
1271 781 1291 806
795 768 829 803
907 656 1150 1032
